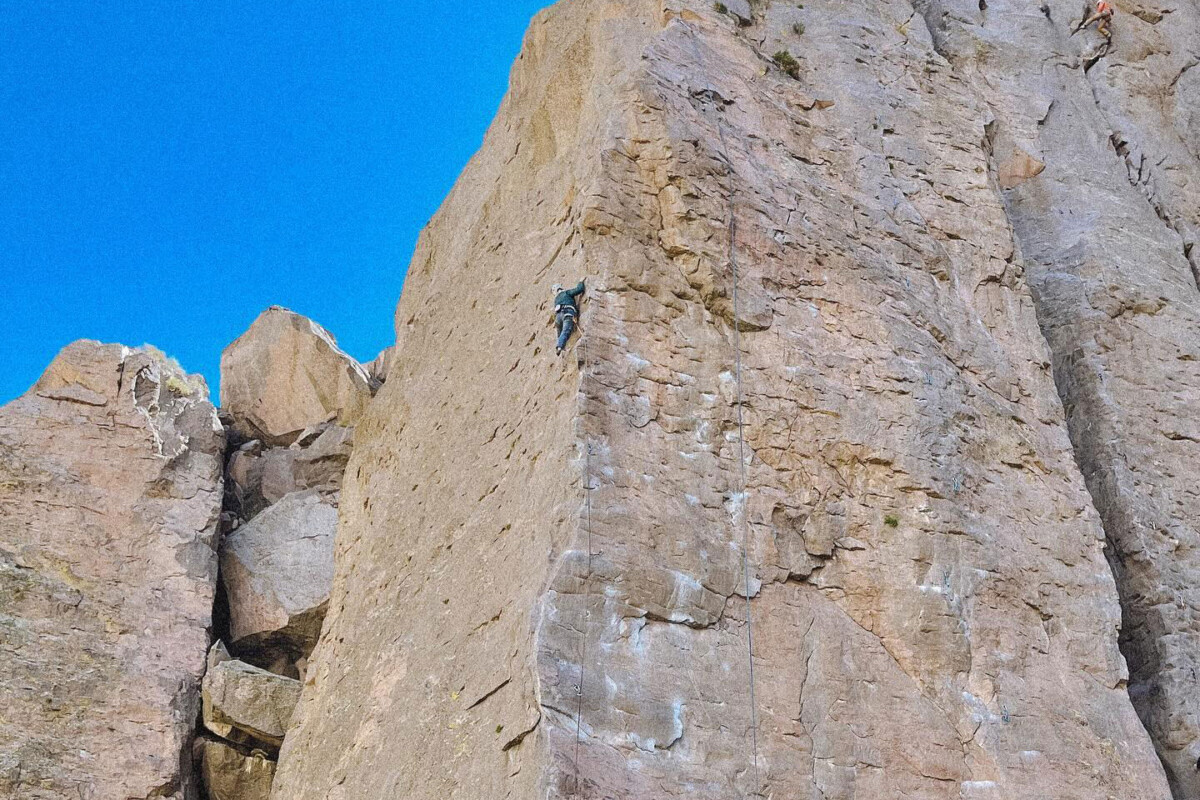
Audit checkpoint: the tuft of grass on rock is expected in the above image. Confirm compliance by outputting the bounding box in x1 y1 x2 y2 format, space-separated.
164 374 194 396
793 22 806 35
773 49 801 79
715 1 728 12
884 514 900 528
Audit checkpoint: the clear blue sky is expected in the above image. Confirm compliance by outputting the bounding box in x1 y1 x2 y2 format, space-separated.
0 1 552 404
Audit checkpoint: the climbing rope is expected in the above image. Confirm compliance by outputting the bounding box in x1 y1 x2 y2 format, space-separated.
719 100 764 800
685 21 763 799
571 324 596 800
568 20 764 797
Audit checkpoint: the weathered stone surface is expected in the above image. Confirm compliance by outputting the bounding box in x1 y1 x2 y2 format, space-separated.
199 739 275 800
220 489 337 662
225 425 352 522
365 345 395 390
0 341 224 800
721 0 752 25
221 307 372 446
275 2 1179 799
203 655 301 747
907 0 1200 794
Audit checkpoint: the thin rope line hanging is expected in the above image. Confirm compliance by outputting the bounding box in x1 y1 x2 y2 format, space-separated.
718 107 764 800
571 328 596 800
568 19 765 797
684 20 763 799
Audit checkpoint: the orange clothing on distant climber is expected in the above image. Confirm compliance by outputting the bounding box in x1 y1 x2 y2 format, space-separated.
1074 0 1114 38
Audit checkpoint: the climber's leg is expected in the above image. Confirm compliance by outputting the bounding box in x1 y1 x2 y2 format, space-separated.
556 313 576 355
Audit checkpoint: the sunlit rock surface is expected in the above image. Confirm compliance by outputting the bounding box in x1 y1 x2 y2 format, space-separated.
0 341 224 800
274 1 1196 798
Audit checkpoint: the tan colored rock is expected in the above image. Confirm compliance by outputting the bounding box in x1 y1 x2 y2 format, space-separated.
199 739 275 800
275 2 1173 799
203 656 301 747
996 148 1046 189
226 425 353 521
0 341 224 800
911 0 1200 793
221 307 372 446
365 345 395 390
220 490 337 662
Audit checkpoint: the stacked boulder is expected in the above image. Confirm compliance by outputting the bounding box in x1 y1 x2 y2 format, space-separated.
198 643 299 800
196 307 384 799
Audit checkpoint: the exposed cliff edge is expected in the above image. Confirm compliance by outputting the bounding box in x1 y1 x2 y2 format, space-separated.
0 343 224 800
273 0 1196 798
1 1 1197 798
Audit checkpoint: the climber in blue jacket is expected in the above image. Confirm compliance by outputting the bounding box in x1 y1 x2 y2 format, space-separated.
552 280 586 355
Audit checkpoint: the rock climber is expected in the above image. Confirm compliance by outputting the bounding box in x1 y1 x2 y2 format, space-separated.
1072 0 1114 41
552 280 586 356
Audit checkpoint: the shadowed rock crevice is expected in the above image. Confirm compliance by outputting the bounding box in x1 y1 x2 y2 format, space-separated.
190 307 382 799
909 0 1200 795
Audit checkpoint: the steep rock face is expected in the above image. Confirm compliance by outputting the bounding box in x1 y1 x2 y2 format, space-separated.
276 1 1181 799
220 490 338 663
0 341 224 800
221 306 372 446
904 0 1200 793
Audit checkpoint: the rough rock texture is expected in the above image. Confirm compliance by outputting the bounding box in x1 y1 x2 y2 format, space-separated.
365 346 395 390
221 307 372 446
199 739 275 800
225 425 353 522
905 0 1200 793
220 490 338 664
203 657 301 748
0 341 224 800
275 1 1191 799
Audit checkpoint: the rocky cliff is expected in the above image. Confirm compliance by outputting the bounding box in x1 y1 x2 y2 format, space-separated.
0 309 375 800
2 1 1197 799
0 343 224 799
273 1 1197 799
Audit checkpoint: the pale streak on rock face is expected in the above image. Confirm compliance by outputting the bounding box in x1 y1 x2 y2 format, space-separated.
0 340 224 800
221 306 372 446
276 1 1179 799
907 0 1200 793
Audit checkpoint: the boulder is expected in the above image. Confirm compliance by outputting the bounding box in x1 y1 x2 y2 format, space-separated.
221 307 372 446
226 426 354 521
292 424 354 490
203 652 301 747
199 739 275 800
722 0 752 24
220 490 337 662
0 341 224 800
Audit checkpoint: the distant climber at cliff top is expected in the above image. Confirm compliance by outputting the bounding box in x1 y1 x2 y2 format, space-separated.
552 280 586 356
1072 0 1114 40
